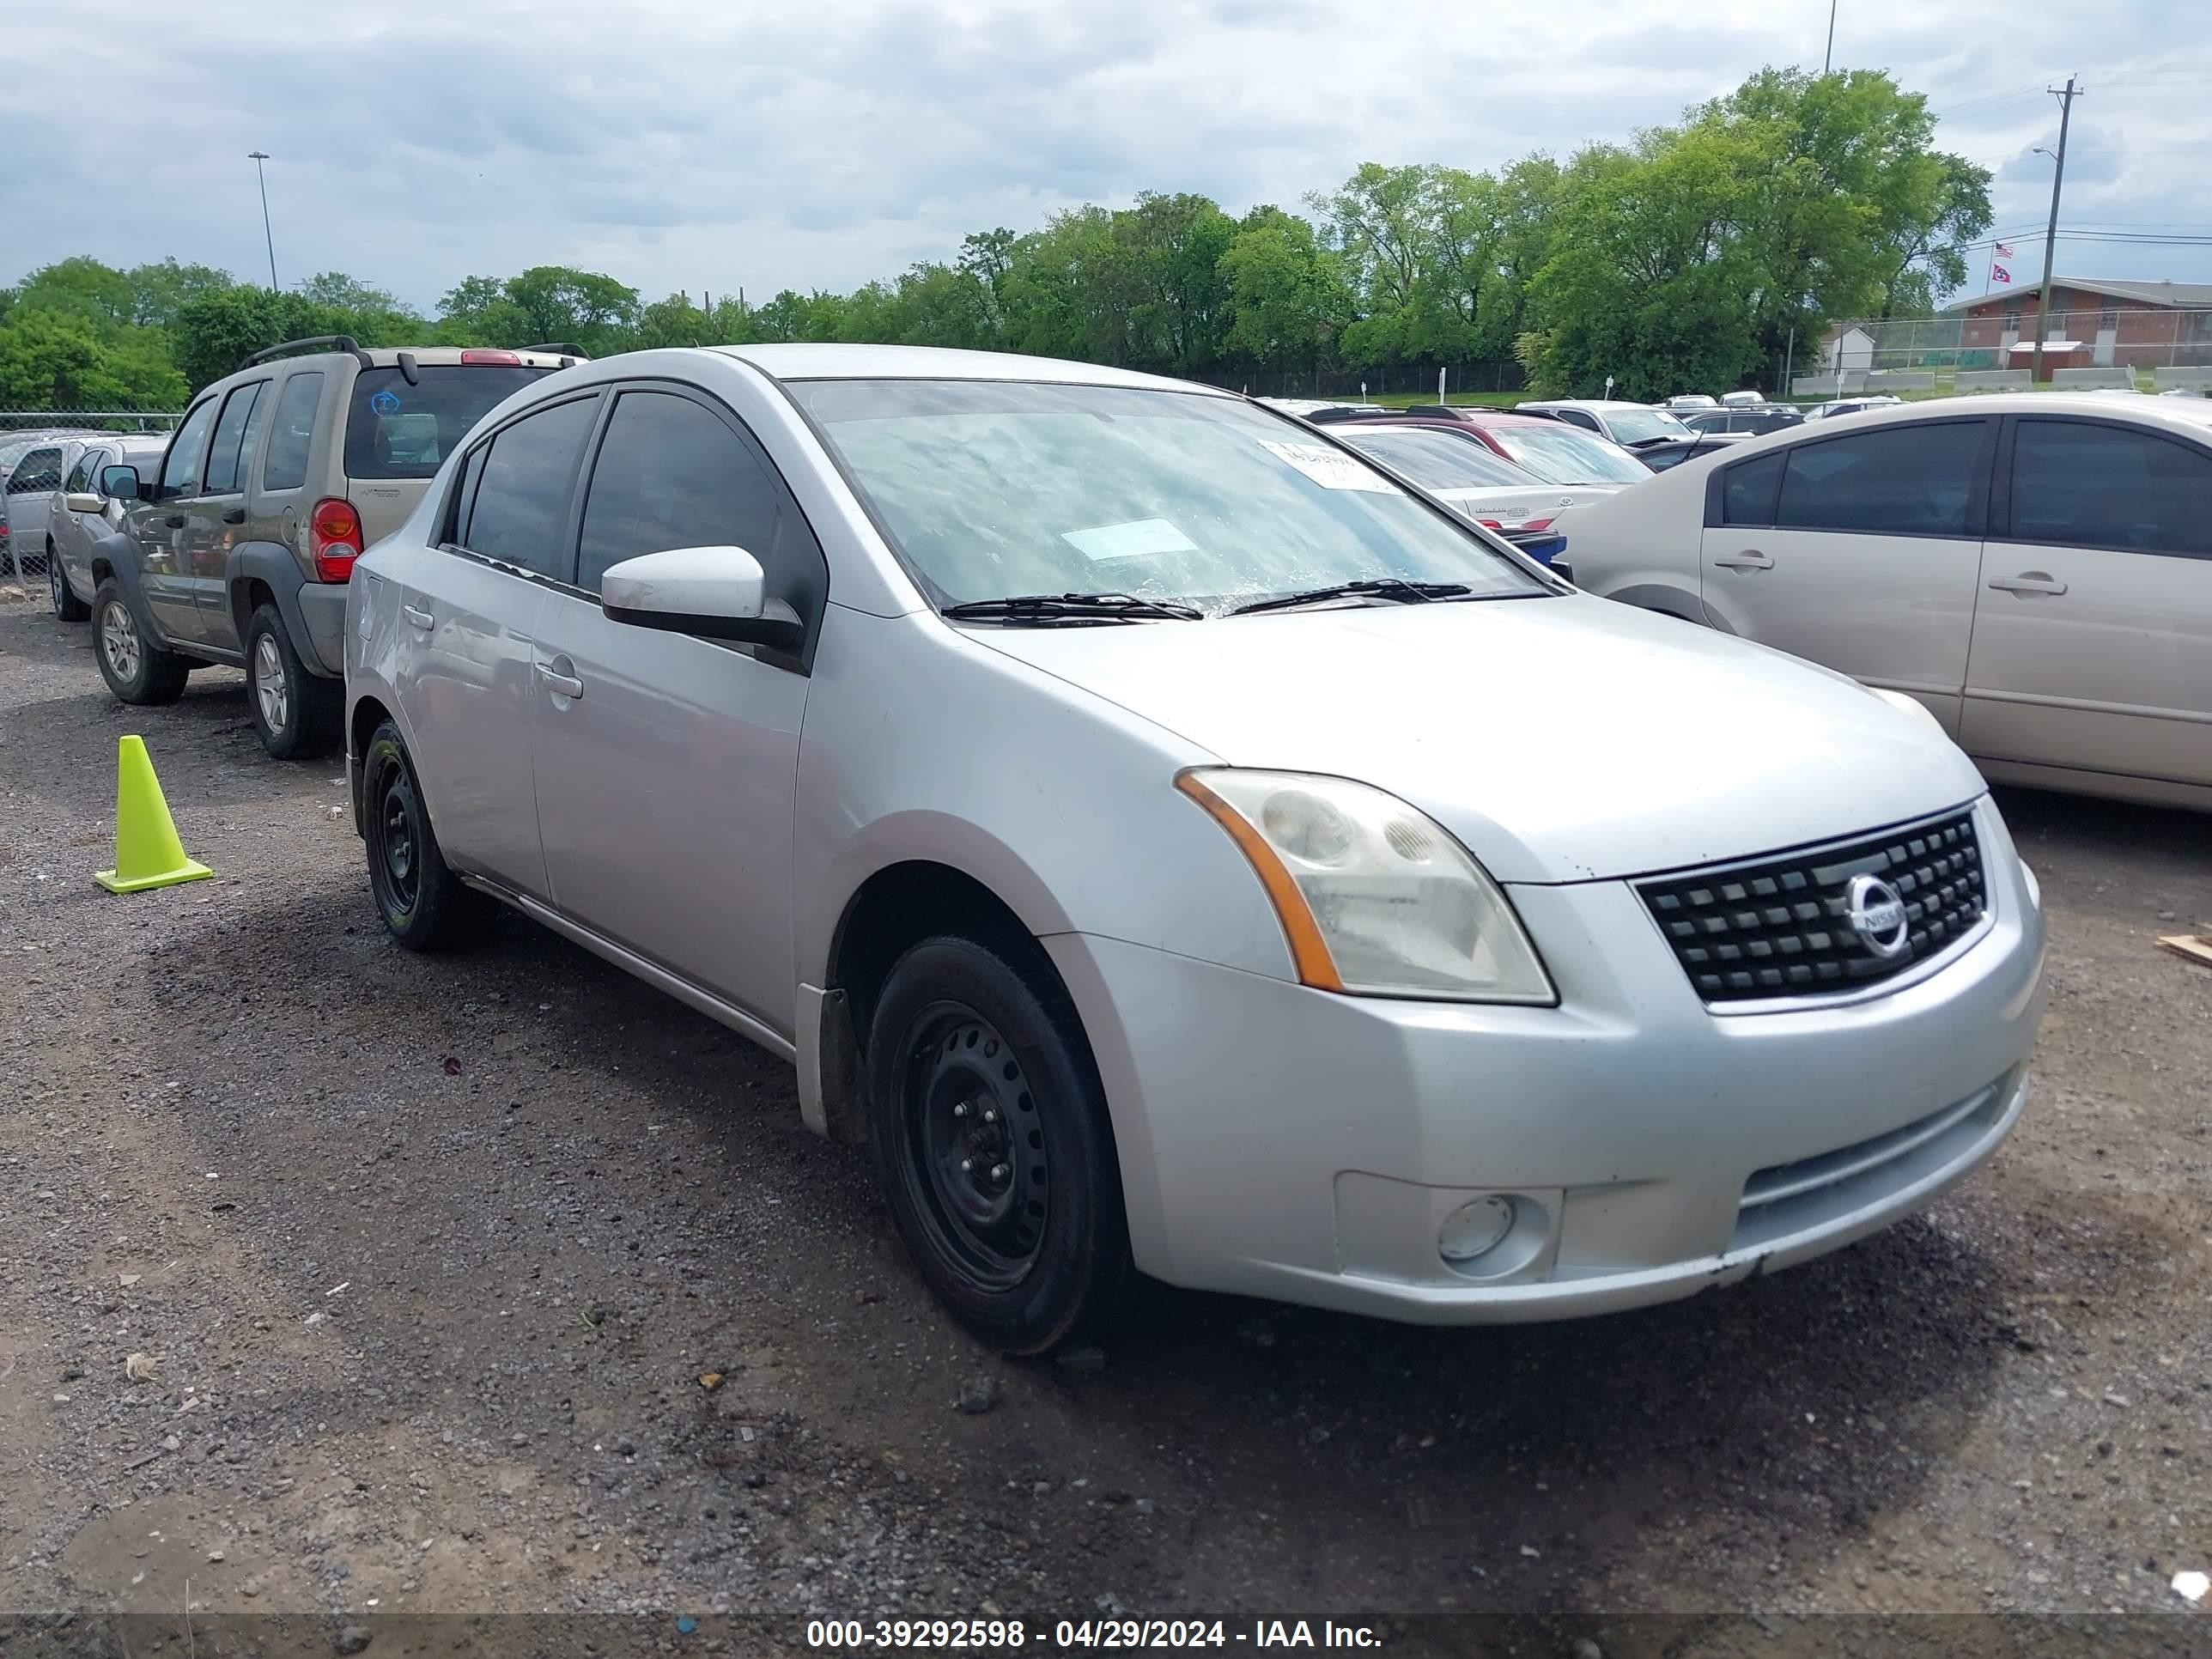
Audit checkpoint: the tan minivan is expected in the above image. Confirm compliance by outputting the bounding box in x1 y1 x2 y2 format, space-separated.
86 337 580 757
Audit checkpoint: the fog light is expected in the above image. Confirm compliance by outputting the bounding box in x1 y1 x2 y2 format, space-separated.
1437 1195 1516 1264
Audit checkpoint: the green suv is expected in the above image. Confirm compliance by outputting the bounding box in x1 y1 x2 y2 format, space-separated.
88 336 580 757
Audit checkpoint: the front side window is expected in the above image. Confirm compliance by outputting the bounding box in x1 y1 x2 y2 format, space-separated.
64 450 99 493
8 447 64 494
792 380 1544 613
204 380 269 495
576 391 788 592
158 397 220 499
1339 429 1533 492
1486 424 1651 485
2008 418 2212 557
261 372 325 491
1775 421 1987 538
346 365 551 481
456 397 599 578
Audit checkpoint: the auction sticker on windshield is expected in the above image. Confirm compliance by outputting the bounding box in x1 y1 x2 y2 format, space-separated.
1061 519 1202 562
1256 440 1401 494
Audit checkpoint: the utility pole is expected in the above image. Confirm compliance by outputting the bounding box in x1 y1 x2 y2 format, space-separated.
2029 77 2081 387
1824 0 1838 73
246 152 277 291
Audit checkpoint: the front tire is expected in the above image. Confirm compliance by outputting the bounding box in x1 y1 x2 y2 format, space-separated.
246 603 341 760
362 720 489 951
93 579 190 705
50 544 89 622
866 935 1132 1356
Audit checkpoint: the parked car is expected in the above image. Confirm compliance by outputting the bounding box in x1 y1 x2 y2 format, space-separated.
47 434 172 621
1681 404 1804 436
1666 394 1719 410
1331 422 1612 547
1802 395 1903 422
1720 390 1768 407
1563 394 2212 811
1 430 98 580
1634 432 1756 472
1513 399 1694 450
348 343 2045 1352
88 337 579 758
1403 410 1656 488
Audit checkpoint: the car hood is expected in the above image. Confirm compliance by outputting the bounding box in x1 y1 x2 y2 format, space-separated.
970 595 1985 884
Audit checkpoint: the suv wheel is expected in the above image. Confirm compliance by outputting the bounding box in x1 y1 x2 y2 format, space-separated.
362 719 489 951
246 604 341 760
94 579 190 704
50 544 88 622
865 935 1132 1356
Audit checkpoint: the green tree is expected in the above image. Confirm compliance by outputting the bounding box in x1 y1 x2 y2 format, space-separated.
125 259 239 328
0 308 186 409
1218 208 1350 374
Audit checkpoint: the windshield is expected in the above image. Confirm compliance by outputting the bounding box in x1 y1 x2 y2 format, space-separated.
1603 408 1693 444
345 365 553 481
1340 429 1532 491
1487 424 1651 485
795 380 1546 615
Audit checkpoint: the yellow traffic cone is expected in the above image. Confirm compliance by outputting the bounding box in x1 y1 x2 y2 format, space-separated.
94 735 213 894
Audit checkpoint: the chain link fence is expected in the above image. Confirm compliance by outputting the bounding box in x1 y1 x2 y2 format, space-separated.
1 410 184 581
1191 361 1526 401
1795 307 2212 397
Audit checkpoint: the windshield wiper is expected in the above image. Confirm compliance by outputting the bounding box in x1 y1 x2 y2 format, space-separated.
1229 578 1471 617
939 592 1204 625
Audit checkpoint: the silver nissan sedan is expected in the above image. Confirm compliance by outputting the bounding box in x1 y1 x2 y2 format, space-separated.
345 345 2047 1354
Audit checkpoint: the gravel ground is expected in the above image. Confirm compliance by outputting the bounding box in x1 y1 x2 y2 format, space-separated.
1 592 2207 1649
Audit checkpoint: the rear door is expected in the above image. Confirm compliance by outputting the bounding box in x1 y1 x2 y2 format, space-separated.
1961 415 2212 787
396 391 602 897
1698 417 1994 733
138 396 220 644
188 379 271 642
530 384 819 1034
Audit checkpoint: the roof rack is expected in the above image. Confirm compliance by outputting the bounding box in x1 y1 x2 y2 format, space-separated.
239 335 374 372
521 343 589 360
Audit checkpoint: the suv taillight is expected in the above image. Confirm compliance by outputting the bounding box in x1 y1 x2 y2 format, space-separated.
310 497 363 580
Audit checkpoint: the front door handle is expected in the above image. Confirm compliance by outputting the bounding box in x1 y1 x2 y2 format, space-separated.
401 603 434 631
537 657 585 700
1711 550 1775 571
222 507 246 525
1987 572 2068 596
164 514 186 529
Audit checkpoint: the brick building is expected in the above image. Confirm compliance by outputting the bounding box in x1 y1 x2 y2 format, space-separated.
1945 278 2212 370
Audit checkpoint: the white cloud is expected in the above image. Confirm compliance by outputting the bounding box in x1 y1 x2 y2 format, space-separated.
10 0 2210 307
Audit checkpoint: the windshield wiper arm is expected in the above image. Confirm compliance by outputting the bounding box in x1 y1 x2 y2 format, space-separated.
940 591 1204 624
1229 578 1471 617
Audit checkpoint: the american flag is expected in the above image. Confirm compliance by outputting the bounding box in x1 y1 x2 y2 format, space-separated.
1994 240 2017 258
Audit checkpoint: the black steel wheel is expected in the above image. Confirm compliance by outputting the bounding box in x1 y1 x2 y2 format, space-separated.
866 934 1131 1354
362 720 487 951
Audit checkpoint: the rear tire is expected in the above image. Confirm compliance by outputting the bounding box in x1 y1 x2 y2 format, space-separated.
246 603 341 760
50 544 89 622
362 720 489 951
93 579 190 705
865 935 1133 1356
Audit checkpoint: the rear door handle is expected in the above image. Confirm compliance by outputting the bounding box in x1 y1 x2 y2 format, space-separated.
401 604 434 631
1986 572 2068 596
1711 550 1774 571
221 507 246 525
537 657 584 700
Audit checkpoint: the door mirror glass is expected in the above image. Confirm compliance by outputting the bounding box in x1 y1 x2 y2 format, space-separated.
600 545 800 648
64 491 105 514
100 465 142 501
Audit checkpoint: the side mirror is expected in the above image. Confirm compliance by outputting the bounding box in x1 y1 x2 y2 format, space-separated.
64 491 105 514
100 465 142 501
600 546 802 650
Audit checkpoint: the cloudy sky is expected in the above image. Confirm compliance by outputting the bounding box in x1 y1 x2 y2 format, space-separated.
12 0 2212 311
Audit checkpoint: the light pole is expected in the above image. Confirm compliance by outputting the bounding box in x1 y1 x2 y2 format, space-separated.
247 151 277 291
1824 0 1838 73
2028 77 2081 387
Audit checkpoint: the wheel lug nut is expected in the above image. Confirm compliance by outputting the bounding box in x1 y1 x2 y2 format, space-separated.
960 1158 974 1173
990 1164 1010 1182
952 1103 968 1119
982 1108 998 1123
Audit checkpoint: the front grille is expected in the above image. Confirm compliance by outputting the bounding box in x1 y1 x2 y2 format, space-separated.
1638 807 1986 1003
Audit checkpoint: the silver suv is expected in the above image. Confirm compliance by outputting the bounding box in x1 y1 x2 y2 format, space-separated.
88 337 580 757
348 345 2046 1353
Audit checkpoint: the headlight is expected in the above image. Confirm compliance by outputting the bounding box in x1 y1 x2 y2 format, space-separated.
1177 769 1555 1004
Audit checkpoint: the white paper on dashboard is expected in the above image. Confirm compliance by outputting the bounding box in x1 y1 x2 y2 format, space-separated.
1255 440 1401 494
1060 519 1203 562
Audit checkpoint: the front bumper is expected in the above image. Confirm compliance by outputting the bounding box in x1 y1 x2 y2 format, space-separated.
1048 797 2046 1324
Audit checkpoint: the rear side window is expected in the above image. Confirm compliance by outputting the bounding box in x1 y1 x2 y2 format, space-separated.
1719 452 1784 525
1776 422 1985 538
2007 418 2212 557
458 397 598 577
576 391 788 592
346 366 550 481
204 381 269 495
262 373 324 491
8 447 63 494
158 398 219 499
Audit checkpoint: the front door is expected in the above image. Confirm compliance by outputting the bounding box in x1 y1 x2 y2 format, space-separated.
1698 416 1994 733
137 395 219 645
530 386 817 1036
1962 415 2212 788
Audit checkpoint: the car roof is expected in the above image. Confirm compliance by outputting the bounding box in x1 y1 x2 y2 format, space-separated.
1834 392 2212 434
709 343 1224 395
1518 399 1660 413
1427 409 1567 428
